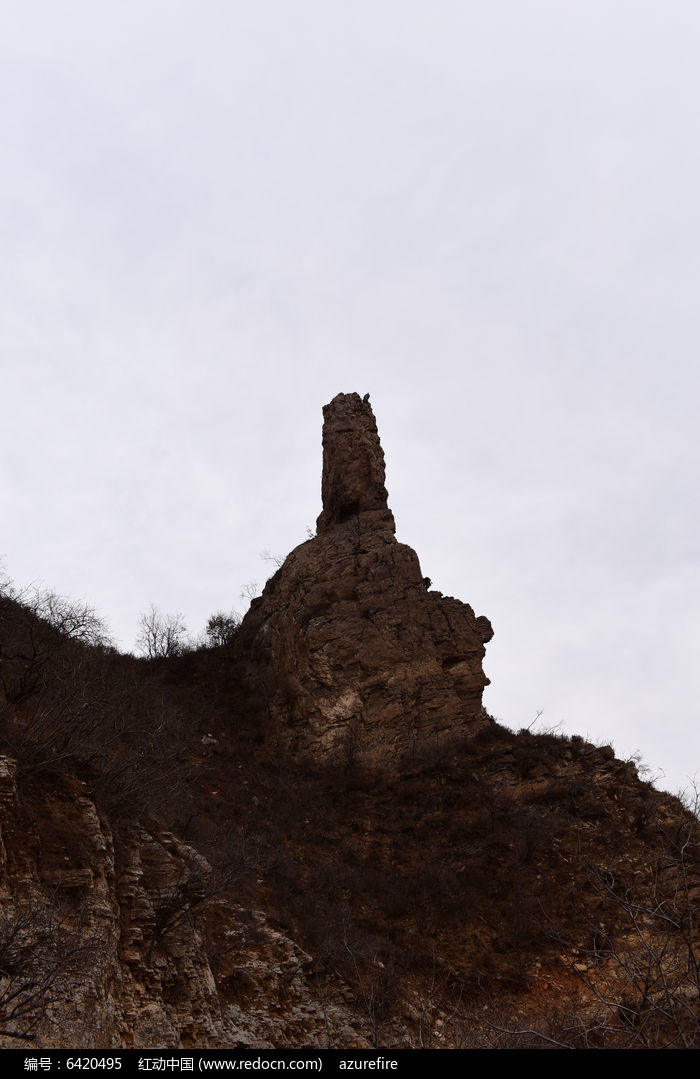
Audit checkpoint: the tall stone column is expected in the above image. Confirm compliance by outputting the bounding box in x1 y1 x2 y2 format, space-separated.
237 392 493 762
316 393 396 535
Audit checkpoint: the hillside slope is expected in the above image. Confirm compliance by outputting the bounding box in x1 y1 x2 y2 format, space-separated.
0 393 697 1049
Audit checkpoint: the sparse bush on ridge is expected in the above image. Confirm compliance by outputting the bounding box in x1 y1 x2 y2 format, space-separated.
136 604 188 659
0 572 113 650
205 610 240 648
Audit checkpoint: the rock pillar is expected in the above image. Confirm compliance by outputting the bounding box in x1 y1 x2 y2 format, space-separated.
237 392 493 762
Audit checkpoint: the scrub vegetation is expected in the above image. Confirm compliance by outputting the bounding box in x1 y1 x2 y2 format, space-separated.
0 576 698 1047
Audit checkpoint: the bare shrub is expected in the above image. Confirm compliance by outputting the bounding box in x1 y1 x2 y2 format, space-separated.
488 807 700 1049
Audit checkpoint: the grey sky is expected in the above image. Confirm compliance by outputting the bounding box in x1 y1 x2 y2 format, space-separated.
2 1 699 795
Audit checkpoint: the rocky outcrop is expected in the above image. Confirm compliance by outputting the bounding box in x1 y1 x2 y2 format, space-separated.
1 389 698 1050
239 392 493 762
0 758 370 1049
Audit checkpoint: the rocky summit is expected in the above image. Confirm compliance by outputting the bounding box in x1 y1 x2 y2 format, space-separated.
0 392 698 1051
238 392 493 761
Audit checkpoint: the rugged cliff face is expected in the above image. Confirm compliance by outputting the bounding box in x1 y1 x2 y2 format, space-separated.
0 392 698 1050
238 392 493 761
0 754 371 1049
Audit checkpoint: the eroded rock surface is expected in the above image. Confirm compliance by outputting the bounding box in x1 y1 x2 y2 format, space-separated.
0 759 369 1050
239 392 493 761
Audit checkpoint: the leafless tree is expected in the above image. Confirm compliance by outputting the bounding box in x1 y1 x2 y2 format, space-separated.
261 550 285 570
0 573 113 651
0 905 100 1042
136 605 188 659
240 582 259 605
31 591 113 648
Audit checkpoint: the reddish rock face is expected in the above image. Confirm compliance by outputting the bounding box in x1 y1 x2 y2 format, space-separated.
239 392 493 761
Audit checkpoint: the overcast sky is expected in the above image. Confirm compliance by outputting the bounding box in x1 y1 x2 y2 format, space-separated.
2 1 698 797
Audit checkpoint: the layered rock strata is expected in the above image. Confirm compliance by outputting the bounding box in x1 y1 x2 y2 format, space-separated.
0 758 369 1049
239 392 493 761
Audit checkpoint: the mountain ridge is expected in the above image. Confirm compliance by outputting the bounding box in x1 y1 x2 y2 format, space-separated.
0 392 697 1049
